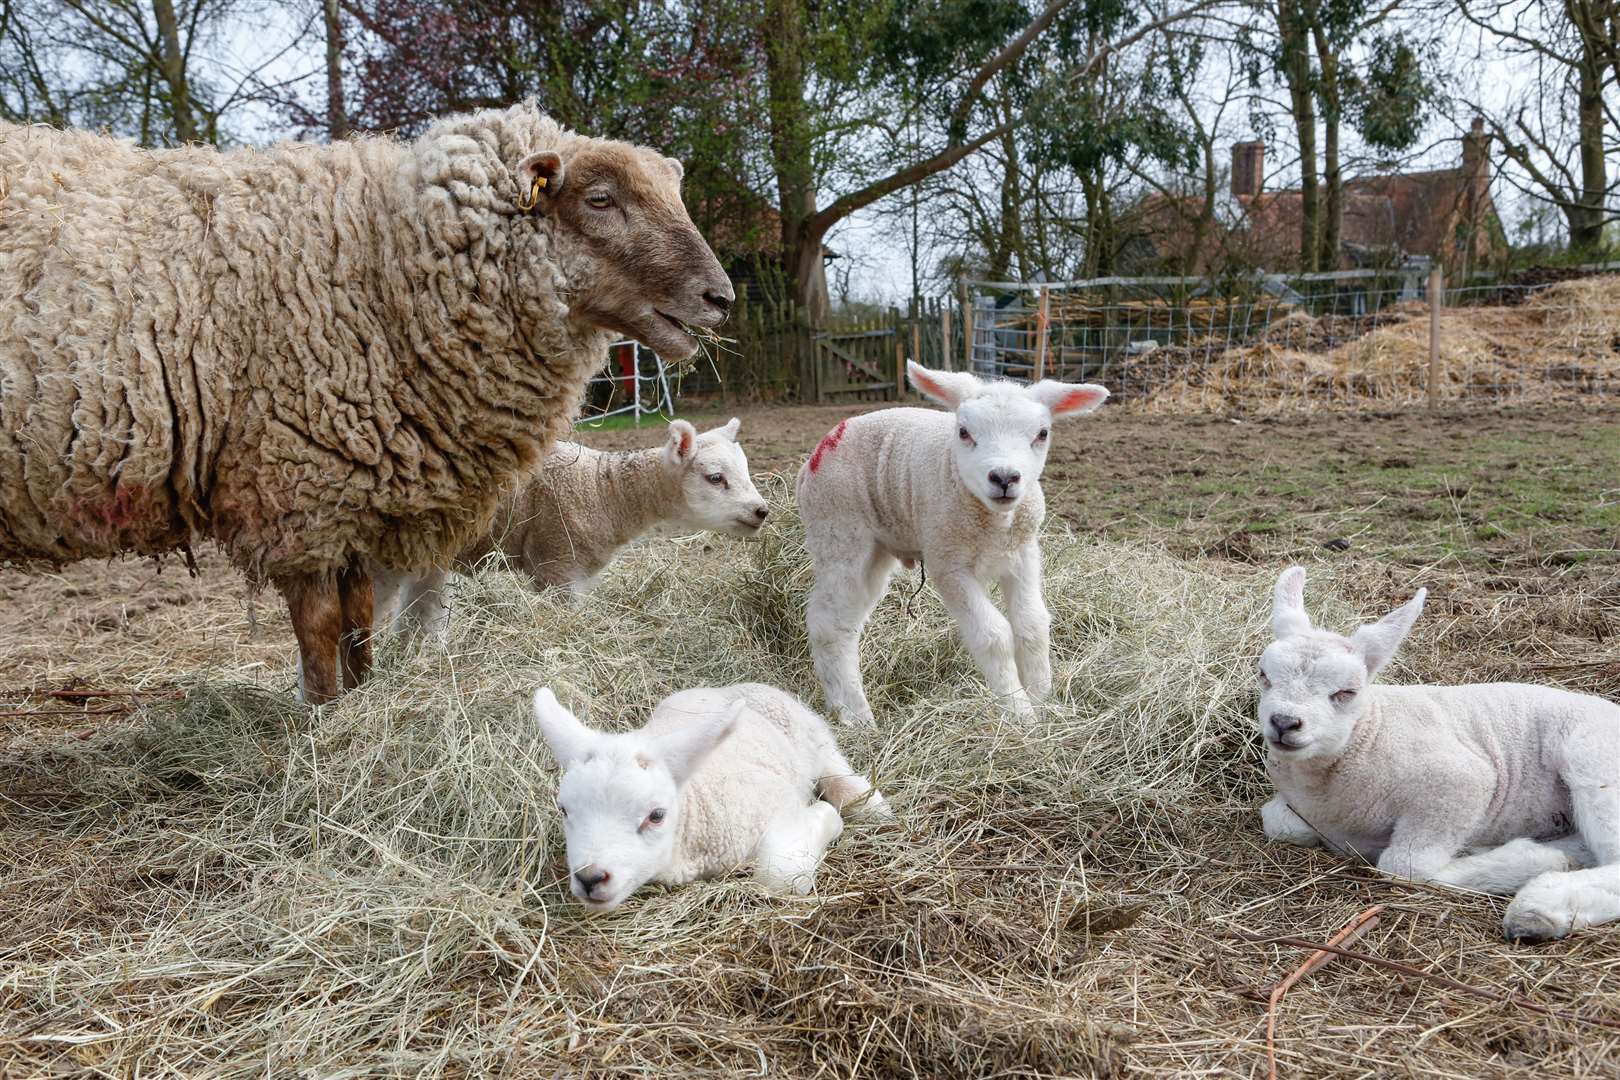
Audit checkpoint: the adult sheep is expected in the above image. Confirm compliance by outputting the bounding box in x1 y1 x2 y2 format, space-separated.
0 103 733 703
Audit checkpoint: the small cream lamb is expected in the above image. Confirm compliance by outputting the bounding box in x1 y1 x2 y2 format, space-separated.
532 683 889 911
795 361 1108 725
1258 566 1620 941
375 418 767 644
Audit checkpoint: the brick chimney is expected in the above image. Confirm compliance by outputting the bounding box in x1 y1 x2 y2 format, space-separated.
1231 141 1265 199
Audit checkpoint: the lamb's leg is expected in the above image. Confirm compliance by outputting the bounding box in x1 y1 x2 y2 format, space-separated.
1430 836 1589 895
281 573 341 706
395 567 452 646
998 541 1052 702
806 549 896 727
1504 865 1620 942
753 802 845 895
1261 794 1323 848
337 557 374 690
931 568 1031 718
815 744 893 823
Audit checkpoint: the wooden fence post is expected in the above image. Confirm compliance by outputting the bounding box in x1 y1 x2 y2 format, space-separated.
958 276 973 371
1428 266 1443 408
910 304 921 394
1034 285 1051 381
940 305 952 371
893 307 904 402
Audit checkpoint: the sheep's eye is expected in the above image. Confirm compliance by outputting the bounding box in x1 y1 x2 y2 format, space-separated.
557 805 568 817
646 808 666 825
1035 428 1049 442
586 193 615 209
958 426 972 442
706 472 726 487
1257 670 1271 688
1331 689 1357 704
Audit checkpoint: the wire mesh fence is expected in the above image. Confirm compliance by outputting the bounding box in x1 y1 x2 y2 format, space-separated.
960 264 1620 413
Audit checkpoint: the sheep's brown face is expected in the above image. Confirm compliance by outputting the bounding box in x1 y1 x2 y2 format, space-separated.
520 143 733 360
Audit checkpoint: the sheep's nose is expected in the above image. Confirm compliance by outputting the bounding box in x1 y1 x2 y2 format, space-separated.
574 865 611 894
1270 714 1304 736
753 505 769 521
702 287 734 317
989 468 1021 492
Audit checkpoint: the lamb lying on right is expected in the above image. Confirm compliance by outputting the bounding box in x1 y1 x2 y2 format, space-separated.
1257 566 1619 942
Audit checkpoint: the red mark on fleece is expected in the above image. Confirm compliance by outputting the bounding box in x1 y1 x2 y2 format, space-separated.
807 420 848 474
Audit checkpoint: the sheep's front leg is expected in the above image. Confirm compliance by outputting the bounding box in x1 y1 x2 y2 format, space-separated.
1504 864 1620 942
753 802 845 895
1261 794 1323 848
806 550 895 727
338 558 374 690
932 568 1031 718
280 573 341 706
998 541 1052 702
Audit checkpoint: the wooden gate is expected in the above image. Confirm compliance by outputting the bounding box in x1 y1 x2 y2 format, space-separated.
815 327 900 402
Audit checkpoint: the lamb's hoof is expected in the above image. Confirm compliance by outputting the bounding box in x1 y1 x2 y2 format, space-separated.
1503 898 1572 943
837 709 877 729
851 790 895 823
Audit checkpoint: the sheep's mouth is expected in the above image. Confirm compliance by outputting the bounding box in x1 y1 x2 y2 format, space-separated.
1267 735 1307 751
732 517 766 534
989 494 1019 509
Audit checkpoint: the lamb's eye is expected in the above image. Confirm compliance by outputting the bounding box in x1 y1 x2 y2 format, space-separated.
958 426 972 443
557 805 568 818
1035 428 1049 442
1257 670 1271 688
586 193 614 209
646 808 666 825
706 472 726 487
1331 689 1357 705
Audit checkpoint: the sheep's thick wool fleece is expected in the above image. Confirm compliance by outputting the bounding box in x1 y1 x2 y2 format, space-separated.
0 106 613 580
650 684 835 884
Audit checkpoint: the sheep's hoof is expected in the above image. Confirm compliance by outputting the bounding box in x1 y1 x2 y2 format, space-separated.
1503 901 1572 943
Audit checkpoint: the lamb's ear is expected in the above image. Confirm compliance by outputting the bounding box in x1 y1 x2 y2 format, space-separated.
1271 566 1313 639
664 156 684 183
654 702 742 786
906 361 982 409
524 152 570 207
716 417 741 442
532 688 597 767
1027 380 1109 419
663 419 698 467
1351 588 1426 676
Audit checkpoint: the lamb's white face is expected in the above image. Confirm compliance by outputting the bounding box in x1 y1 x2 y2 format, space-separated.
532 689 735 912
665 418 769 536
1257 567 1425 763
906 362 1108 514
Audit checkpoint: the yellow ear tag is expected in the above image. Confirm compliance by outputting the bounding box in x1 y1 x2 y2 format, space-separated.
518 175 548 212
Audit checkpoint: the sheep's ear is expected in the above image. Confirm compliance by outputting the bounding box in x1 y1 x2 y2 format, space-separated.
717 417 741 442
517 151 564 204
1271 566 1312 639
652 702 742 786
663 420 698 466
906 361 982 409
1351 588 1426 677
664 156 685 183
1027 380 1109 419
532 688 597 767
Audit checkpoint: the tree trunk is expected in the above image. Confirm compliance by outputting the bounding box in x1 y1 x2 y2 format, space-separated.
1570 20 1609 252
762 0 825 320
323 0 349 140
1312 23 1343 270
1277 0 1319 271
992 91 1026 280
150 0 197 144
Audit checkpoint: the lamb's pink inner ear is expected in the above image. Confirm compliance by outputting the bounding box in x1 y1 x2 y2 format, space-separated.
666 421 696 463
1049 385 1109 416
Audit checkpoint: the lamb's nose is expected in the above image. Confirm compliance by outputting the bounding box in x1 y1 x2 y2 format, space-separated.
574 866 611 894
1270 714 1304 736
988 468 1021 491
753 505 769 521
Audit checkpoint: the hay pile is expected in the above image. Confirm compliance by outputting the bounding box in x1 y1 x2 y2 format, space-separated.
1134 275 1620 413
2 498 1617 1076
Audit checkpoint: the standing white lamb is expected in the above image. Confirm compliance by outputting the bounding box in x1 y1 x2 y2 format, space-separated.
1257 566 1620 941
795 361 1109 726
371 417 768 645
531 683 889 911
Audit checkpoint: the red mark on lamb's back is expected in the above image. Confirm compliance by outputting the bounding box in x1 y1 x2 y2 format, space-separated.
807 420 848 474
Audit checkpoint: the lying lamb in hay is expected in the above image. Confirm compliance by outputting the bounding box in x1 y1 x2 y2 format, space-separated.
0 103 733 703
1258 567 1620 941
531 684 889 911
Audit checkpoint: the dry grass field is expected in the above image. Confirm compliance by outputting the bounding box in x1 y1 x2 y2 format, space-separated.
1 403 1616 1077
